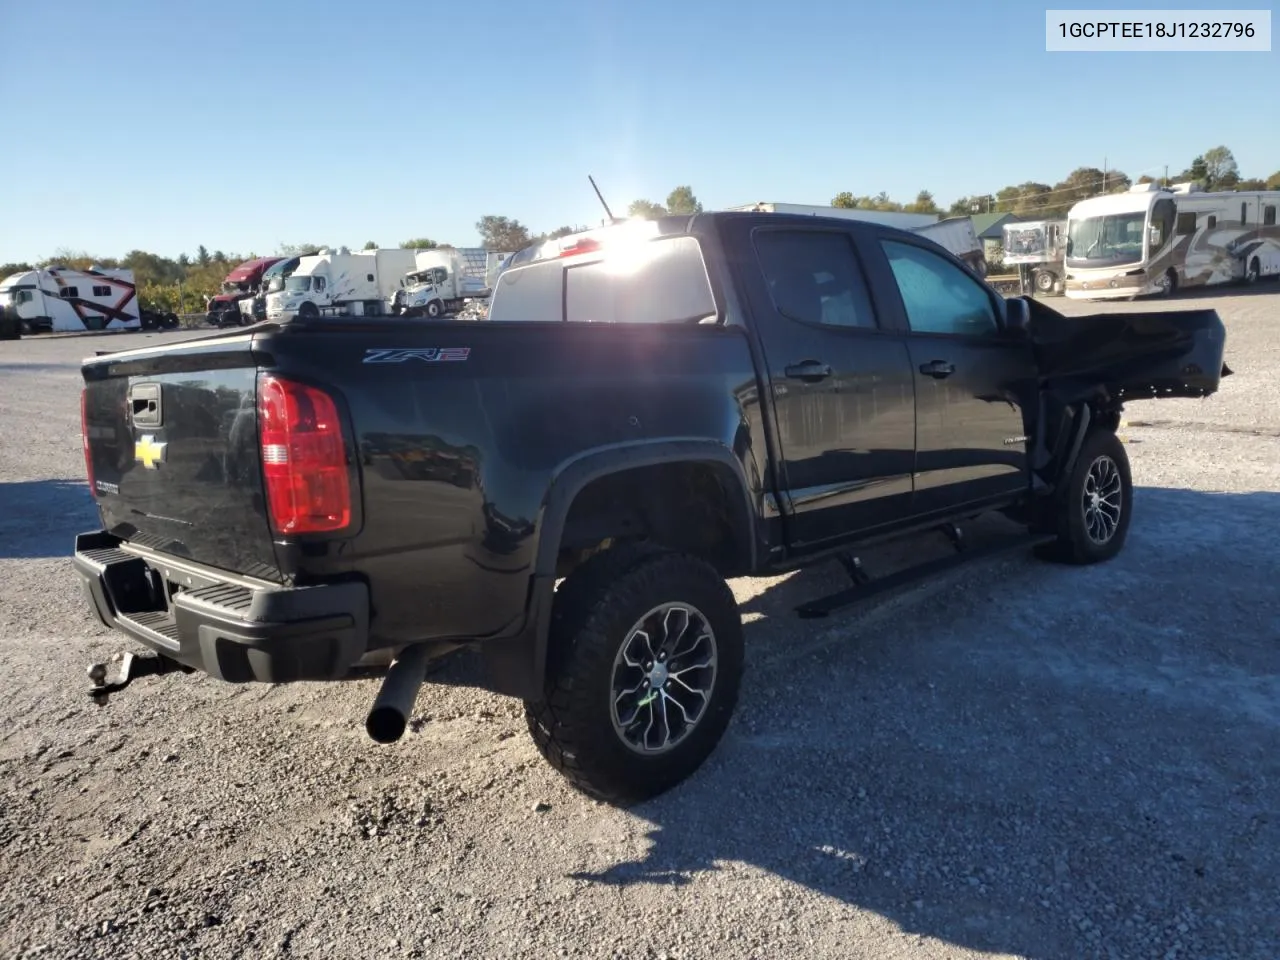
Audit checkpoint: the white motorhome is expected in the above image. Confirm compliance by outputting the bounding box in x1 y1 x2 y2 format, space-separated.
0 266 141 333
1064 182 1280 300
399 249 492 318
265 247 418 320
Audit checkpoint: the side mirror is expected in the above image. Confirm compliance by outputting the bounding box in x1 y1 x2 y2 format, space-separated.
1004 297 1030 337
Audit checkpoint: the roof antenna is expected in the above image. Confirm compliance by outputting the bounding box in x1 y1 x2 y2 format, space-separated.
589 175 624 225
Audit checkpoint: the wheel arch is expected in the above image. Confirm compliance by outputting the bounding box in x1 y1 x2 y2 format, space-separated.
535 439 761 579
482 440 760 702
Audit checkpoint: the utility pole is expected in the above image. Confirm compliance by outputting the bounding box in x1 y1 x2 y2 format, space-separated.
1103 156 1107 192
1164 164 1169 187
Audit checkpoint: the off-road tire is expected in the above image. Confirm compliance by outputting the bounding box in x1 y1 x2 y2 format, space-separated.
524 543 744 806
1036 428 1133 565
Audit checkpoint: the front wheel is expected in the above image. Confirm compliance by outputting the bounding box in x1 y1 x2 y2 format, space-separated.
524 544 744 806
1245 257 1260 285
425 300 442 319
1038 428 1133 564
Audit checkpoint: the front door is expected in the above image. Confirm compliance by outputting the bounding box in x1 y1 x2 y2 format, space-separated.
870 235 1037 517
732 222 917 553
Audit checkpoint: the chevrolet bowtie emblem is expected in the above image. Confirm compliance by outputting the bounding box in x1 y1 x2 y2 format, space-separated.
135 434 168 470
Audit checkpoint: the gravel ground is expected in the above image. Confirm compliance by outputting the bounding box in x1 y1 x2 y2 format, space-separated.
2 288 1278 960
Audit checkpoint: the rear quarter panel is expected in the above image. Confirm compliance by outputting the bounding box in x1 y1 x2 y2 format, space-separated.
257 319 767 648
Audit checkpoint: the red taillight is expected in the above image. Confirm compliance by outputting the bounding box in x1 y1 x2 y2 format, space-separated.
256 374 351 535
558 237 601 257
80 388 95 491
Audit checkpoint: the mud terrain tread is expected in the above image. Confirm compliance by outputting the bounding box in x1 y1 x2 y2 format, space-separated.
524 543 743 806
1038 428 1133 565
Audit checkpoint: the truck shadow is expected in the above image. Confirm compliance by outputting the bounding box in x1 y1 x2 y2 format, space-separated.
0 480 99 559
560 486 1280 960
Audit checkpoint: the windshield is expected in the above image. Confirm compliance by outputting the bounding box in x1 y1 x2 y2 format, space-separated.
284 275 312 293
407 268 445 286
1066 212 1147 268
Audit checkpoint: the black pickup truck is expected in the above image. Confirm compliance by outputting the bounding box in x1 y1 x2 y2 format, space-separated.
74 212 1228 805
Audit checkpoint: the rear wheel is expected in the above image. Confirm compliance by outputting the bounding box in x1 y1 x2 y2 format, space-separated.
524 544 744 806
1037 428 1133 565
1034 269 1057 293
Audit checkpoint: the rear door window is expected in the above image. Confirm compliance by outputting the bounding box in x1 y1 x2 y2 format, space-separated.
488 236 716 323
752 229 877 329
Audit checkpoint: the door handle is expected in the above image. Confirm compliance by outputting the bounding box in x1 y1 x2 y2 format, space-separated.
918 360 955 379
784 361 833 383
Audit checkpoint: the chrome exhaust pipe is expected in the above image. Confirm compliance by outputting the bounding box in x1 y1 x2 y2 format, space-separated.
365 644 433 744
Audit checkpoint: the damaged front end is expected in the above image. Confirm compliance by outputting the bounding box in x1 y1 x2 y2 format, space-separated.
1016 297 1230 495
1025 297 1230 402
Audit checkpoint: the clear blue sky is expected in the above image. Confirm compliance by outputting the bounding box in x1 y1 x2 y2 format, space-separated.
1 0 1275 263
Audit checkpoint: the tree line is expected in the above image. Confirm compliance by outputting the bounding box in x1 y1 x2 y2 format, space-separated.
3 146 1274 314
862 146 1278 221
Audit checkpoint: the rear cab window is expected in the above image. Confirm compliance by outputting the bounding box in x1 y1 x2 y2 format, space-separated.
487 234 717 324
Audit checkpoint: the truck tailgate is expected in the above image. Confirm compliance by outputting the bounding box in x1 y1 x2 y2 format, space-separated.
81 335 282 581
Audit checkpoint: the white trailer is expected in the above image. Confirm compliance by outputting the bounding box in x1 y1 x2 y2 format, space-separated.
1064 182 1280 300
265 247 418 320
726 201 939 230
727 202 989 274
913 216 987 275
0 266 143 333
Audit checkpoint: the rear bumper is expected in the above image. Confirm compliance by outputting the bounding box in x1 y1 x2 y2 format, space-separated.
73 530 370 683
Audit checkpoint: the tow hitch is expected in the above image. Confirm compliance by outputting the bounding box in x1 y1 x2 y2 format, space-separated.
87 652 191 705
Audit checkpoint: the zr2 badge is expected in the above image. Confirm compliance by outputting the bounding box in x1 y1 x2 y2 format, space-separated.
363 347 471 364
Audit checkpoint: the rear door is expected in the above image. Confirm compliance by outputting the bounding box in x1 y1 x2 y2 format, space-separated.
728 220 917 553
863 233 1037 517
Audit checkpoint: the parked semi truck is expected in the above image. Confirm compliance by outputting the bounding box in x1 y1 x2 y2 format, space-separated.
265 247 417 320
237 256 303 324
206 257 284 327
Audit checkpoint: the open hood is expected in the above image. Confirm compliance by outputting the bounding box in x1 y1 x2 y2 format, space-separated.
1025 298 1230 403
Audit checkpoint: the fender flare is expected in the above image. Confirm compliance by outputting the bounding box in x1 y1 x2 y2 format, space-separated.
533 437 760 578
481 439 759 700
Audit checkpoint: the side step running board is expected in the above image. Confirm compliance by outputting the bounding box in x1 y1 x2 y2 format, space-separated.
795 526 1056 620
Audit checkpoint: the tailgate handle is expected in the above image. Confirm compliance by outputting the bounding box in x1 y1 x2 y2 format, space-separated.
128 382 163 426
